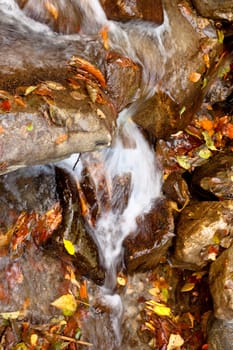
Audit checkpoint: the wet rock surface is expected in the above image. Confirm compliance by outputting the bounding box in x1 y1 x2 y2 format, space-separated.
100 0 164 24
123 199 174 273
0 165 104 320
192 152 233 200
192 0 233 21
173 200 233 269
207 317 233 350
209 244 233 321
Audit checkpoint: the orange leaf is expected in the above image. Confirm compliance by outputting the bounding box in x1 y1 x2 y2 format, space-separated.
100 25 109 50
70 56 106 88
203 53 210 69
199 118 214 132
189 72 201 82
79 280 88 300
55 134 68 145
14 95 27 108
45 1 58 20
0 125 5 134
224 123 233 139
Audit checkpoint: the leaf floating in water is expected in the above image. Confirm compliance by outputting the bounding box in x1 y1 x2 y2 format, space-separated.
51 294 77 316
189 72 201 82
63 239 75 255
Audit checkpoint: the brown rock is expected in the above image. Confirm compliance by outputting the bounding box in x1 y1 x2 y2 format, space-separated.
100 0 164 24
209 244 233 321
123 199 174 273
192 0 233 21
173 201 233 269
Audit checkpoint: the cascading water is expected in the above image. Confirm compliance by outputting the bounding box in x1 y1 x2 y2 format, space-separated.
63 109 162 349
2 0 166 348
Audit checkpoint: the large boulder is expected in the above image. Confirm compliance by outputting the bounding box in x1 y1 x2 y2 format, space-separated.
192 0 233 21
173 201 233 269
209 244 233 321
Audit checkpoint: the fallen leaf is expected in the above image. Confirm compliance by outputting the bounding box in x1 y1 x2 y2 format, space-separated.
30 334 38 346
198 147 212 159
70 91 87 101
24 85 37 96
1 100 11 112
146 300 171 317
69 56 106 88
100 25 109 50
179 106 186 117
0 125 5 134
176 155 191 170
167 333 184 350
79 280 88 299
63 239 75 255
181 282 195 292
14 95 27 108
45 1 58 20
217 29 224 44
44 81 66 91
224 123 233 139
202 131 217 150
199 119 214 132
26 123 34 132
51 294 77 316
0 311 21 320
55 134 68 145
203 53 210 69
189 72 201 82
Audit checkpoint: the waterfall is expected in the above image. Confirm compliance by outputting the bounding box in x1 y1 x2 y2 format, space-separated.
63 110 162 349
2 1 164 348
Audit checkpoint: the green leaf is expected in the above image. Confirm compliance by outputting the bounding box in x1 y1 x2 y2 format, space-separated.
198 147 212 159
202 131 217 150
26 123 33 132
201 77 208 89
63 239 75 255
176 156 191 170
217 29 224 44
179 106 186 117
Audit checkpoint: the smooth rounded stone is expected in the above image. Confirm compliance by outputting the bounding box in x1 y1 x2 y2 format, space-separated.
123 199 174 273
209 244 233 321
192 152 233 200
172 201 233 270
207 317 233 350
100 0 163 24
162 171 190 209
192 0 233 21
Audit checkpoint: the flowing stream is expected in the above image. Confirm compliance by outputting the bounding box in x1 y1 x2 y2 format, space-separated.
3 0 166 348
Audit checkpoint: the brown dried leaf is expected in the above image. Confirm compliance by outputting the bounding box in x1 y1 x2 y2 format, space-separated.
70 56 106 87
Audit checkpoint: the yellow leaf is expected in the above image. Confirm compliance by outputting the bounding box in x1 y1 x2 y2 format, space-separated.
0 311 21 320
51 294 77 316
63 239 75 255
176 155 191 170
198 147 212 159
24 86 37 96
181 282 195 292
30 334 38 346
148 288 159 297
189 72 201 82
146 300 171 317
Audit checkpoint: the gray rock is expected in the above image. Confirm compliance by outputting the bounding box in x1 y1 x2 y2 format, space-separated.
209 244 233 321
208 317 233 350
173 201 233 269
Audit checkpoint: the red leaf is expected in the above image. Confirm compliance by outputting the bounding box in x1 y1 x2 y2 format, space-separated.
1 100 11 111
